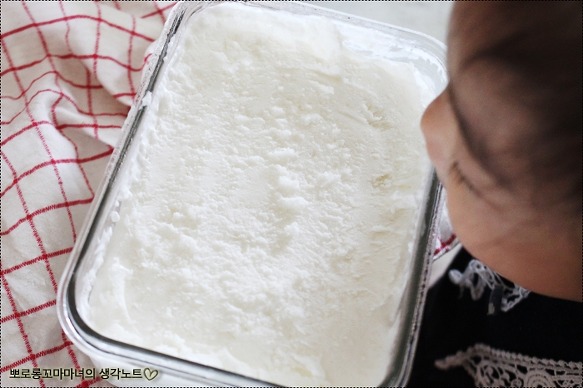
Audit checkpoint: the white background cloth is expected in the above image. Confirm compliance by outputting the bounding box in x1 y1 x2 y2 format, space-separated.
1 2 454 387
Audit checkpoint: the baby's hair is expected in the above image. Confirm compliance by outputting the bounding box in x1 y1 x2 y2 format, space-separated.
451 1 582 218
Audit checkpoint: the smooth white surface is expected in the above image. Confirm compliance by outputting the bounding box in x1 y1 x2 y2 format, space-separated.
305 1 453 42
86 3 433 386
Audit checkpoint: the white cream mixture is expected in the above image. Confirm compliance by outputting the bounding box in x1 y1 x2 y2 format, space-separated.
86 3 429 386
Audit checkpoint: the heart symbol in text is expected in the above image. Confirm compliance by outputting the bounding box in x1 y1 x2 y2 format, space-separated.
143 368 159 381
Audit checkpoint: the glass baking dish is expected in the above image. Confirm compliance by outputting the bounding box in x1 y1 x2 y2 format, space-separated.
57 1 447 386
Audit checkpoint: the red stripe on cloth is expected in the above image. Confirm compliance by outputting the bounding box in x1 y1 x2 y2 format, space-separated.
0 340 75 374
1 248 73 277
1 3 173 385
1 41 63 334
0 70 102 100
3 5 85 374
1 300 57 324
433 233 457 256
56 2 102 216
127 16 137 98
54 1 105 211
0 142 51 276
1 87 128 126
62 329 82 376
89 2 102 140
142 2 176 20
1 14 156 42
23 1 81 244
76 377 102 388
0 53 148 78
1 198 94 236
1 120 119 146
0 274 44 385
0 150 112 198
0 57 45 77
112 92 136 99
0 158 83 197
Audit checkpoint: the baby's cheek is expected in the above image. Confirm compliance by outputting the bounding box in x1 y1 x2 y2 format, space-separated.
423 137 448 181
422 125 457 189
446 183 502 266
445 185 486 262
420 91 456 184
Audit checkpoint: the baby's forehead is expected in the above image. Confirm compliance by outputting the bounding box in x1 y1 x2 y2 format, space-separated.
448 72 527 173
445 1 582 219
447 3 512 68
445 5 539 185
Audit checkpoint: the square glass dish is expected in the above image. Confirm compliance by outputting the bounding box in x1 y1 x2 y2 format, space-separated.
57 1 447 386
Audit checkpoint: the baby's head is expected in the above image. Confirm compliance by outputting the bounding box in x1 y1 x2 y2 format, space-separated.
422 2 582 300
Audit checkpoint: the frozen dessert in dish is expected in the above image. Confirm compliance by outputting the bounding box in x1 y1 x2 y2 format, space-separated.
85 2 431 386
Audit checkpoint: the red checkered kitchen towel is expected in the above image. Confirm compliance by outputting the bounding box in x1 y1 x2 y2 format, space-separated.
1 2 175 386
1 1 456 387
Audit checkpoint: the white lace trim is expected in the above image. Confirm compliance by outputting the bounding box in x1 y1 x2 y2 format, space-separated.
449 259 531 313
435 343 583 387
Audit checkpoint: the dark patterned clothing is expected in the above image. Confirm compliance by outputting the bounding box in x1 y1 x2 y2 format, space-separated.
407 248 582 387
